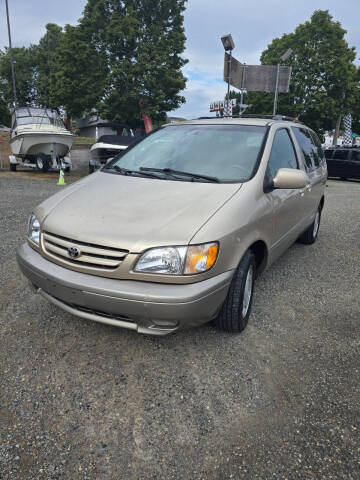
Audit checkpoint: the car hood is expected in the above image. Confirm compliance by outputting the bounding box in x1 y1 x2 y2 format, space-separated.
38 171 242 252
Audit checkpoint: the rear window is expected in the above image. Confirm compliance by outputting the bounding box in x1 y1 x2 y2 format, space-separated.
292 127 322 172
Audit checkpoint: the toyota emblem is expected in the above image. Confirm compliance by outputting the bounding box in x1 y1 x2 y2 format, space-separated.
68 246 81 259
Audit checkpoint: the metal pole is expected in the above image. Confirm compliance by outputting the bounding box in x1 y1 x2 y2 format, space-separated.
273 63 280 115
226 51 232 117
240 63 246 116
5 0 17 107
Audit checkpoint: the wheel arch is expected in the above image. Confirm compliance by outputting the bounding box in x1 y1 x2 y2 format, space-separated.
249 240 268 276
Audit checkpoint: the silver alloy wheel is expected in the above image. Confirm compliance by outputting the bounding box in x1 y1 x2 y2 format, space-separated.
313 211 320 239
242 264 254 317
36 157 43 169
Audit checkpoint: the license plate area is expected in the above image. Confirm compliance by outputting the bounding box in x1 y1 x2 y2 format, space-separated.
45 279 85 306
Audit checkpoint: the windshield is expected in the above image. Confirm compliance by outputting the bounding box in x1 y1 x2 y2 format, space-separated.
12 108 65 128
107 124 267 182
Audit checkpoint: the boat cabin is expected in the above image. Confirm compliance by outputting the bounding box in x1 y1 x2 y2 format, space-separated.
11 107 65 129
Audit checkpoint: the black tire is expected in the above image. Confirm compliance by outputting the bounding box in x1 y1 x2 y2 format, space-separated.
64 165 71 173
10 162 17 171
298 207 321 245
215 250 256 333
89 164 95 174
36 154 50 172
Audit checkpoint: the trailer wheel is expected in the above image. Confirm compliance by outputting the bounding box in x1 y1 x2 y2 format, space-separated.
36 154 50 172
10 163 17 171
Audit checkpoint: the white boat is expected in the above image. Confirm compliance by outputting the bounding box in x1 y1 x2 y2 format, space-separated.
10 107 74 161
89 131 137 173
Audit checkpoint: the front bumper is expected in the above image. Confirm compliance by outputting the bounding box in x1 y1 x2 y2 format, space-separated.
17 243 233 335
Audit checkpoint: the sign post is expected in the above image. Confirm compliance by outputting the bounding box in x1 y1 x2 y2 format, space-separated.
273 49 293 115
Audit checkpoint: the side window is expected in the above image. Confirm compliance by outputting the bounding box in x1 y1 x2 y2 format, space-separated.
333 150 350 160
292 127 321 172
350 150 360 161
324 149 333 159
267 129 298 178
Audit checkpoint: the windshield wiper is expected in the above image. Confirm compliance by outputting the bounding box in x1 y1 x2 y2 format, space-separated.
140 167 220 183
110 165 163 179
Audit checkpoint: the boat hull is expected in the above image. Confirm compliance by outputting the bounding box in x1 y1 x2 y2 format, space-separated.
10 132 74 159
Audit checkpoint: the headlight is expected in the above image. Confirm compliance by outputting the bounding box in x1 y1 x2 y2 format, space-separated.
28 214 40 245
134 242 219 275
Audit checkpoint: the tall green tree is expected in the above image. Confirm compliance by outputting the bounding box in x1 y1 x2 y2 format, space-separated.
0 46 37 107
0 95 10 126
35 23 63 108
52 22 108 120
243 10 358 134
78 0 188 127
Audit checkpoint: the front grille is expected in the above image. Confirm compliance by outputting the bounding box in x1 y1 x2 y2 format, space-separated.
42 231 128 270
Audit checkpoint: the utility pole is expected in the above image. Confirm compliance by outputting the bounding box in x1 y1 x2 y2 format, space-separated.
273 63 280 115
5 0 17 107
226 50 232 116
221 34 235 118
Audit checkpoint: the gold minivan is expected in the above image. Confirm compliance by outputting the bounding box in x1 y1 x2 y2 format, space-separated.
17 116 327 335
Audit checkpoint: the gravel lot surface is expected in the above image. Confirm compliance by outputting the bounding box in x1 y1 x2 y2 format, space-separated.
0 172 359 479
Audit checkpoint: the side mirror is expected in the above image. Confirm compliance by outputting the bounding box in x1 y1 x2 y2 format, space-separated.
273 168 307 189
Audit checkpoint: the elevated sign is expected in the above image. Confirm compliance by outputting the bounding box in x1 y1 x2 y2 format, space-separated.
224 53 292 93
210 99 236 112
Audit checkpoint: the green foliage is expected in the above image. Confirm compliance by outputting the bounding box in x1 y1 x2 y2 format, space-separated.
0 95 10 126
240 10 359 134
35 23 63 108
0 0 187 128
52 23 108 119
0 46 37 107
78 0 188 127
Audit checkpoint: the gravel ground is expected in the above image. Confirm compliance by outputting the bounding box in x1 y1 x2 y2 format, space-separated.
0 172 359 480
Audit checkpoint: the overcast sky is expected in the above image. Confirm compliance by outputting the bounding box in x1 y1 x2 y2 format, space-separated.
1 0 359 119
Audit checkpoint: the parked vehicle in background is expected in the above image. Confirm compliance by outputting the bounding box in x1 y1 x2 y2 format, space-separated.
17 115 327 336
89 126 136 173
324 147 360 180
0 124 10 132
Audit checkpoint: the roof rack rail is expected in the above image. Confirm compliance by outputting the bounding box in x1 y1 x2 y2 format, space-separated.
195 114 303 123
240 114 302 123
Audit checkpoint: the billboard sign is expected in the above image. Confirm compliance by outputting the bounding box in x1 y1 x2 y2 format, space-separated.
224 53 292 93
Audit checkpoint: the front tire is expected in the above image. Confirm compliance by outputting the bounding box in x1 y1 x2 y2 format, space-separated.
215 250 256 333
298 207 321 245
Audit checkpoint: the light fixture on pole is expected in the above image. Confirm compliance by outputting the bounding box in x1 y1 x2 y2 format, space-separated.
273 48 293 115
221 34 235 117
